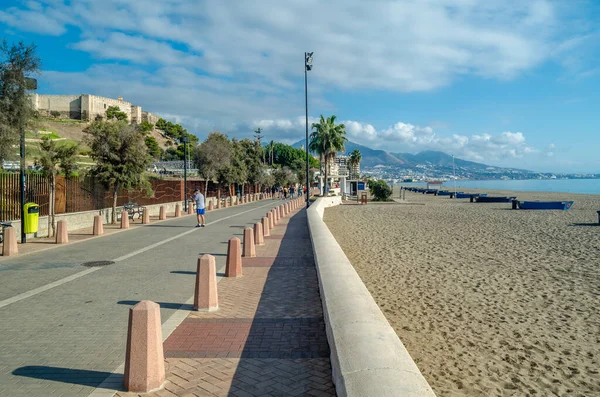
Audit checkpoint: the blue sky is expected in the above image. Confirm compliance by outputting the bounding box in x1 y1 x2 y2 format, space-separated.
1 0 599 173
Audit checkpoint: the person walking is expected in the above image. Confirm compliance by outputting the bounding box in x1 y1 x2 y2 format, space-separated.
191 189 206 227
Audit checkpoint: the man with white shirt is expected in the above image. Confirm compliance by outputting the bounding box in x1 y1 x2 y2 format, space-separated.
191 189 206 227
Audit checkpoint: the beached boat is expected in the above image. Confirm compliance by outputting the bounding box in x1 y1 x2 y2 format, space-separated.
518 201 574 210
475 196 516 203
437 190 452 196
455 193 485 199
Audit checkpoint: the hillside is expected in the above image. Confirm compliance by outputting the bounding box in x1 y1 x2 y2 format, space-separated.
292 139 531 172
22 118 176 167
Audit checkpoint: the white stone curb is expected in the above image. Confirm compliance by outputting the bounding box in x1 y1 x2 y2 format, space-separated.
307 197 436 396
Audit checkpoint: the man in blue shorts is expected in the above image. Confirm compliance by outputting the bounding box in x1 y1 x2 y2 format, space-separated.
191 189 206 227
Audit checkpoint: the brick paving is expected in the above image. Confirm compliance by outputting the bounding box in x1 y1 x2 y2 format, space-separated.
115 203 336 397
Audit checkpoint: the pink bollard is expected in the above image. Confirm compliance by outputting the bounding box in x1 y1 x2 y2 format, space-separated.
268 211 275 228
121 211 130 229
217 199 222 209
194 255 219 312
56 220 68 244
254 222 264 245
243 227 256 258
142 208 150 224
124 301 165 392
225 237 242 277
208 200 213 211
175 204 182 217
224 198 229 208
262 216 270 237
187 204 194 215
159 206 166 220
2 226 18 256
93 215 104 236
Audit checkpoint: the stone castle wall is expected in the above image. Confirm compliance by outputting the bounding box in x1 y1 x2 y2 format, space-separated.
33 94 160 125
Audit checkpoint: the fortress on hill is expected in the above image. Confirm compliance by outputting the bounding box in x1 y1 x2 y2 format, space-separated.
33 94 160 124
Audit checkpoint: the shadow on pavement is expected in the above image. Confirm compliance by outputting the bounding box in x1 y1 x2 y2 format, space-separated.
226 208 335 395
13 366 118 387
569 222 600 227
170 270 226 277
117 300 194 311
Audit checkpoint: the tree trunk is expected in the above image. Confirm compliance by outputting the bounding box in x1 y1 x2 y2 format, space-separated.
324 157 328 195
111 184 119 224
205 179 209 197
49 173 56 237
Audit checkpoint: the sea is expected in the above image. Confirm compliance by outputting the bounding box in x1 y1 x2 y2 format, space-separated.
397 179 600 195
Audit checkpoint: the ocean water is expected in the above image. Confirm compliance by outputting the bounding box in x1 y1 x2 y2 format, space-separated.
397 179 600 195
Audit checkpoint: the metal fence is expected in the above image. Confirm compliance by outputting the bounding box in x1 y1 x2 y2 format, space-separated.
1 172 262 221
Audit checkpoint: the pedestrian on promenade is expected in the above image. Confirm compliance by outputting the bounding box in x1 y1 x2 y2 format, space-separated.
290 186 295 198
191 189 206 227
271 185 276 199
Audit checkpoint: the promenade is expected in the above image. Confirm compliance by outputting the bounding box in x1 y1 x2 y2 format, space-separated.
0 198 333 396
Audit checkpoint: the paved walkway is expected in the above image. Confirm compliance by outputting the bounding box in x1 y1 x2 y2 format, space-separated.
0 199 297 397
115 205 336 397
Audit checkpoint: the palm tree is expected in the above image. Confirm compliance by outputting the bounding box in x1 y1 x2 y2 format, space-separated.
268 140 275 165
310 115 347 194
348 149 362 179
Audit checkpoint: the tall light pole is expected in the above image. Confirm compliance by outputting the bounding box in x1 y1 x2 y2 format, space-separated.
20 77 37 244
182 136 190 211
305 52 313 209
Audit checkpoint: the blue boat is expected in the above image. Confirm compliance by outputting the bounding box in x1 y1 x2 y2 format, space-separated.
455 193 484 199
476 196 516 203
518 201 574 210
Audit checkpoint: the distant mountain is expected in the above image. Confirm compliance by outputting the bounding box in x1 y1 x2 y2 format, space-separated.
291 139 528 171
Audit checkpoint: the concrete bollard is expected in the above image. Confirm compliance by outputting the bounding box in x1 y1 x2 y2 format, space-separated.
159 206 166 220
121 211 130 229
93 215 104 236
274 208 280 224
262 216 270 237
279 205 284 218
224 198 229 208
208 200 213 211
217 199 221 209
124 301 165 393
175 204 182 217
187 204 194 215
194 254 219 312
142 208 150 224
225 237 242 277
268 211 274 228
243 227 256 257
254 222 264 245
2 226 18 256
56 220 68 244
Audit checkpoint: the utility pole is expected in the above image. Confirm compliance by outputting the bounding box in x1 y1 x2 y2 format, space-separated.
182 136 190 211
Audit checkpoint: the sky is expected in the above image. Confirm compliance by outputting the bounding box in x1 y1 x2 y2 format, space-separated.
1 0 599 173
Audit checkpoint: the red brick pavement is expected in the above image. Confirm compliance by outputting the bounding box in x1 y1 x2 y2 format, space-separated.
116 203 336 397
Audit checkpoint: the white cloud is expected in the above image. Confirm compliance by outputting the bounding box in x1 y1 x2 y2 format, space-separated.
248 117 538 164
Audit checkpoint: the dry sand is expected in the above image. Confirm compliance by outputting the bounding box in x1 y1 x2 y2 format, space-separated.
324 189 600 397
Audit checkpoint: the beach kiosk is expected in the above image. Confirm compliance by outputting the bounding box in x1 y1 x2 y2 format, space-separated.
427 181 443 191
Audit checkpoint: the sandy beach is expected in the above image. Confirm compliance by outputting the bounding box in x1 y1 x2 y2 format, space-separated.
323 189 600 396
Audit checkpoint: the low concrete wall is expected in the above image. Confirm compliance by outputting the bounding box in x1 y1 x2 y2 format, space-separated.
10 197 221 239
307 197 436 396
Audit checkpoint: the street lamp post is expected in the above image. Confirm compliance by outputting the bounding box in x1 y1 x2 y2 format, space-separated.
20 77 37 244
304 52 313 209
182 136 190 211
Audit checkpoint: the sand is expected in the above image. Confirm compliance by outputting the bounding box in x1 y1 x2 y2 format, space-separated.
323 188 600 397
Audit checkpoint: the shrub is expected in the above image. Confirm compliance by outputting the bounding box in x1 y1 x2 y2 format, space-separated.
371 180 392 201
50 110 61 118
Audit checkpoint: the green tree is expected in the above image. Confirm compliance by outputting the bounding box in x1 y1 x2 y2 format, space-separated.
268 140 274 165
273 166 296 187
194 132 232 197
85 120 151 224
310 115 347 193
138 120 154 133
219 138 247 196
240 138 264 193
0 40 40 163
369 179 392 201
254 127 264 163
349 149 362 179
38 136 78 236
105 106 128 121
144 135 162 159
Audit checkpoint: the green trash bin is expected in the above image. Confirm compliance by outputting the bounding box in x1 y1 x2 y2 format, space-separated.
23 203 39 234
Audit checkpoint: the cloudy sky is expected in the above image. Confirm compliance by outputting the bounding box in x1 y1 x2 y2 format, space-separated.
1 0 599 172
